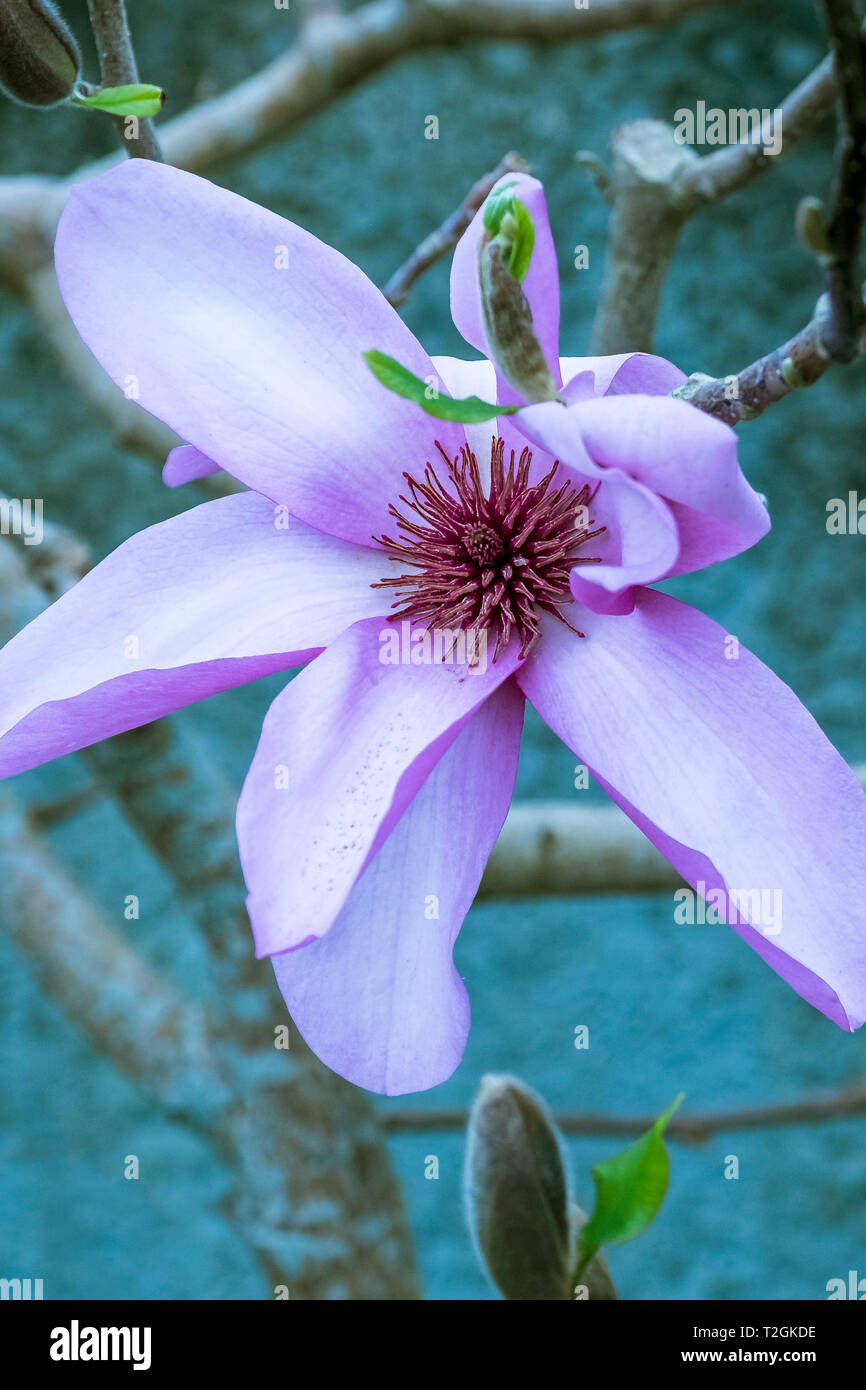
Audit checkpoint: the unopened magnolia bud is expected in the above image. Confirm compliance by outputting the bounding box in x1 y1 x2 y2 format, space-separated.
796 196 830 258
464 1074 573 1300
479 236 561 404
0 0 81 108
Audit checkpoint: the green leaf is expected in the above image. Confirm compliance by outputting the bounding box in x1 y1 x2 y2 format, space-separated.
576 1094 683 1277
364 350 519 423
72 83 165 117
499 200 535 282
482 188 534 282
482 182 519 237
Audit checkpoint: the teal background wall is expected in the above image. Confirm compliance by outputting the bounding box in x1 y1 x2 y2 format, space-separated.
1 0 864 1298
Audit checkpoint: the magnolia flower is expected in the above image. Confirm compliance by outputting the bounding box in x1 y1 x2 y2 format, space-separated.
0 161 864 1097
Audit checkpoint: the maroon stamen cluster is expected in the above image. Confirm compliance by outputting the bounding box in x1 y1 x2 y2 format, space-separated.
373 437 606 661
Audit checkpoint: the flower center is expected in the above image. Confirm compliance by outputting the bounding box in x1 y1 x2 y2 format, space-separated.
373 437 605 661
461 522 505 567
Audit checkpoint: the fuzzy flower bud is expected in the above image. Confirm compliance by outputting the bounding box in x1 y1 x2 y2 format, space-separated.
479 232 562 405
464 1073 573 1300
0 0 81 108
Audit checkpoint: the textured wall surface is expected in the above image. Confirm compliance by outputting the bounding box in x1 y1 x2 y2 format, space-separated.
0 0 864 1299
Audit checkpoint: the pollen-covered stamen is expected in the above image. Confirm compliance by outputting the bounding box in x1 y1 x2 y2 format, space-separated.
373 436 606 661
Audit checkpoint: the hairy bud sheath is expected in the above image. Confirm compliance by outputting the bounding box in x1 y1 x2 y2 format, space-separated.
464 1074 574 1300
479 233 562 405
0 0 81 107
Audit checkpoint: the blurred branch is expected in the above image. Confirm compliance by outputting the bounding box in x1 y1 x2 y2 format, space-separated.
0 0 741 474
149 0 746 174
0 532 418 1301
588 119 699 357
85 0 162 160
0 783 221 1120
675 5 866 423
481 797 681 896
679 43 838 205
383 151 529 307
385 1084 866 1141
590 23 857 356
0 0 745 278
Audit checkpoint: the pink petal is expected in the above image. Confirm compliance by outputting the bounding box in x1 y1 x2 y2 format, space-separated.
560 352 687 398
516 391 768 610
273 682 524 1094
430 357 680 610
163 445 223 487
237 617 522 956
0 494 387 777
55 160 463 545
450 173 561 405
515 397 681 609
520 595 866 1030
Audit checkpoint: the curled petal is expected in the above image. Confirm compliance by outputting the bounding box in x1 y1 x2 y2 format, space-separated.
520 595 866 1030
516 392 767 604
163 445 223 487
560 352 687 399
273 683 524 1094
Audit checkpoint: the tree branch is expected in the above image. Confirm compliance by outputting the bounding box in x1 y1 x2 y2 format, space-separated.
0 784 221 1120
672 297 840 423
152 0 744 176
384 1083 866 1142
818 0 866 360
679 45 837 205
589 27 849 354
85 0 161 161
676 2 866 430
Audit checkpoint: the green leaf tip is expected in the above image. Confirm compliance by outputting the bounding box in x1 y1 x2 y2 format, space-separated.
576 1092 684 1277
363 350 519 424
482 186 534 282
72 83 165 117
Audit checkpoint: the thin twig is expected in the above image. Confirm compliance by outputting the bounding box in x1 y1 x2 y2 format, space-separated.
383 152 529 307
679 48 838 206
85 0 161 160
676 8 866 420
384 1085 866 1143
672 297 838 424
